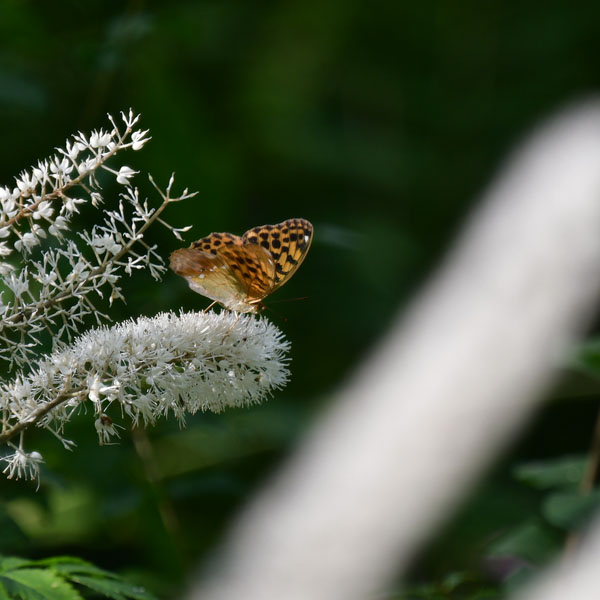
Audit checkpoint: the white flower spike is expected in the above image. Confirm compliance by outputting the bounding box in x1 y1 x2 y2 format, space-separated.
0 311 290 470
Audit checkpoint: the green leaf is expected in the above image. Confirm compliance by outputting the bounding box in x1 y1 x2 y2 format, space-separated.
1 568 81 600
440 570 475 591
0 580 11 600
0 555 156 600
69 575 156 600
35 557 156 599
31 557 115 580
487 519 560 564
501 565 537 597
513 456 586 490
573 339 600 373
0 511 28 552
0 556 33 572
542 490 600 529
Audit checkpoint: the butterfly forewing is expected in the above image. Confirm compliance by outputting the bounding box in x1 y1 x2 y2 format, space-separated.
242 218 313 290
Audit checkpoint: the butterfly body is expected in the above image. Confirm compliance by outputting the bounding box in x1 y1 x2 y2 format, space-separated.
170 218 313 313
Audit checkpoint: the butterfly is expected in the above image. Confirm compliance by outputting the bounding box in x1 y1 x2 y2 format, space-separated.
169 218 313 313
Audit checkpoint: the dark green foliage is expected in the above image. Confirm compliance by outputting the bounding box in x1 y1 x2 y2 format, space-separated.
0 555 156 600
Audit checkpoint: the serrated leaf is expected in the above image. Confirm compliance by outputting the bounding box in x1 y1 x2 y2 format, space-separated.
32 557 115 580
513 457 586 490
0 580 11 600
0 555 156 600
31 558 90 569
0 556 34 572
70 575 156 600
1 568 81 600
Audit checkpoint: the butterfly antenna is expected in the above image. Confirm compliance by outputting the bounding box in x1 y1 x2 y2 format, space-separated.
267 296 309 305
262 304 288 323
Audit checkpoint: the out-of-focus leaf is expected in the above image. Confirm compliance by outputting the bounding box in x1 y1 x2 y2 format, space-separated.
33 556 157 600
0 509 27 552
0 556 30 571
0 580 10 600
501 565 537 597
573 339 600 374
0 567 81 600
542 490 600 530
486 519 560 564
513 457 586 490
32 556 101 571
69 575 155 600
0 555 157 600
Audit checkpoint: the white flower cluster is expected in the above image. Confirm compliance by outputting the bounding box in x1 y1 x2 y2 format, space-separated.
0 311 290 480
0 110 193 372
0 110 148 263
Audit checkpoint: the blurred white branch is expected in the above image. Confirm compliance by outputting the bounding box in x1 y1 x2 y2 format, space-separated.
190 100 600 600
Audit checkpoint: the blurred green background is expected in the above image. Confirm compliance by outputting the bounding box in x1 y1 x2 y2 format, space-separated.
2 1 600 598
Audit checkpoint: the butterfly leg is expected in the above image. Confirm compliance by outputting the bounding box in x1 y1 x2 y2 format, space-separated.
226 311 240 333
202 301 217 313
220 311 243 343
